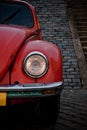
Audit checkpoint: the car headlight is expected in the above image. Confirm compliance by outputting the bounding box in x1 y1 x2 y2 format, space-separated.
23 51 48 78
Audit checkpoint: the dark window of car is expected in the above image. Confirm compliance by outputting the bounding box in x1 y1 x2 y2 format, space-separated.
0 2 34 27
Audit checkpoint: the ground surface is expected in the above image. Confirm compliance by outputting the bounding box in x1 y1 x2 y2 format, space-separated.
1 88 87 130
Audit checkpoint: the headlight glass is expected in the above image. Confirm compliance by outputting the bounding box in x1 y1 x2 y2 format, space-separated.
23 51 48 78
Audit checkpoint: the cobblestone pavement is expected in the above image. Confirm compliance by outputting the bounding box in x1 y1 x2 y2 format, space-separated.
57 88 87 130
1 88 87 130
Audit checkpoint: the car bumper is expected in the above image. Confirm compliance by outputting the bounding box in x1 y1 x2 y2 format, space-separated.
0 81 63 98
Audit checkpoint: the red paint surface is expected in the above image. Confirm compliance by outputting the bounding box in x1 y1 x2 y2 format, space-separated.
0 0 62 105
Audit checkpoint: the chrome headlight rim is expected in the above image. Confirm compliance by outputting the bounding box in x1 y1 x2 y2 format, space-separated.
23 51 49 78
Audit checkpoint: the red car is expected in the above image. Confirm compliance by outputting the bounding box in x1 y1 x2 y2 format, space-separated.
0 0 63 123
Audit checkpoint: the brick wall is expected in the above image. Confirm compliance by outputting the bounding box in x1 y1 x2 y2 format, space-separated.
27 0 82 88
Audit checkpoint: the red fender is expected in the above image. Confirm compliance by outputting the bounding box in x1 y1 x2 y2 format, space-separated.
11 40 63 84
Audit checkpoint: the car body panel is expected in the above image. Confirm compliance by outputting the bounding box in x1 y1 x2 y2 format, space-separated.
0 25 27 81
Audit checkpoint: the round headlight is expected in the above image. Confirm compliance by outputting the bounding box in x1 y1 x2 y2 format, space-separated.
23 51 48 78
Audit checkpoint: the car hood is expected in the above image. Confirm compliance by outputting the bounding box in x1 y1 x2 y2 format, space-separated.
0 25 30 80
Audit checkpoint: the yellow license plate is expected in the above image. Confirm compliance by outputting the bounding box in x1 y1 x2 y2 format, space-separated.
0 93 6 106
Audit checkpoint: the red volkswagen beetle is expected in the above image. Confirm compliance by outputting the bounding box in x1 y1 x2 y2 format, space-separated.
0 0 63 123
